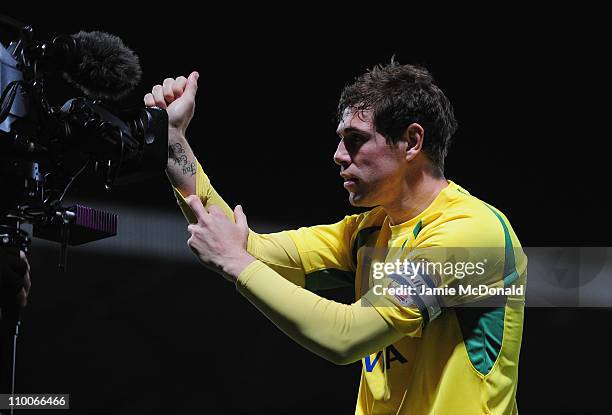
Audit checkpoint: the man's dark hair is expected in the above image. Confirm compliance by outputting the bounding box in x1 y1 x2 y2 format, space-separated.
337 59 458 174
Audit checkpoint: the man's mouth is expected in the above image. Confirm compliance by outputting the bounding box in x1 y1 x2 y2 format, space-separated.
343 180 357 190
340 173 358 189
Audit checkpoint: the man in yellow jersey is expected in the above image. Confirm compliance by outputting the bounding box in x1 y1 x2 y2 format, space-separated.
144 60 527 414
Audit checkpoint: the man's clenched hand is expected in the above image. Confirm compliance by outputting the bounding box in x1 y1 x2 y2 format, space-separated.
144 71 198 135
185 195 255 282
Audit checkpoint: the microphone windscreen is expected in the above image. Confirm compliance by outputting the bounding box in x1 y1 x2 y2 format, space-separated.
63 31 142 100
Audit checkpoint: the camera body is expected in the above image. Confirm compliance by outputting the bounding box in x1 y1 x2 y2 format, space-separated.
0 18 167 252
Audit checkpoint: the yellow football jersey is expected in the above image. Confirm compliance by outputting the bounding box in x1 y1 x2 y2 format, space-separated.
284 181 526 414
175 161 527 414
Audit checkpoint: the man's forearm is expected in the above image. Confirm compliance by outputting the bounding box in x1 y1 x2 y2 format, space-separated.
235 260 405 365
166 128 197 196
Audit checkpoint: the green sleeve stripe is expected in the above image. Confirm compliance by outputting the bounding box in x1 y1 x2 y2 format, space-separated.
351 226 380 268
503 270 519 286
455 306 506 376
454 197 517 376
483 203 517 287
458 189 518 285
305 268 355 291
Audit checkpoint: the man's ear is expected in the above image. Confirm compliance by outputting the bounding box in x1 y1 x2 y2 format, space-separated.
404 123 424 162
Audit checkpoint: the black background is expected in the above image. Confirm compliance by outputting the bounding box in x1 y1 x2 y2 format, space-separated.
1 6 610 414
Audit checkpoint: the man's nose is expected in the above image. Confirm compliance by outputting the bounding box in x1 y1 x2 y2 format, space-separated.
334 139 350 167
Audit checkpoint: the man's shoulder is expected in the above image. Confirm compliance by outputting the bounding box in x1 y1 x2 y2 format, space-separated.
420 182 519 248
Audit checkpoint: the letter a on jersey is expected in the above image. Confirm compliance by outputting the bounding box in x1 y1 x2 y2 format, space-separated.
364 346 407 372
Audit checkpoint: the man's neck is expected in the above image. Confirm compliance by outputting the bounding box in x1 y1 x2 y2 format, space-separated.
383 172 449 226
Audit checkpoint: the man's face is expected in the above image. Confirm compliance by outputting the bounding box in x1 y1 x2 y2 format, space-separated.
334 109 407 207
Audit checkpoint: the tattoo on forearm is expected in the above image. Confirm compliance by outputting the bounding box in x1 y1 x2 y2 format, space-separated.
169 143 185 163
182 162 196 176
169 143 195 176
174 154 188 166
